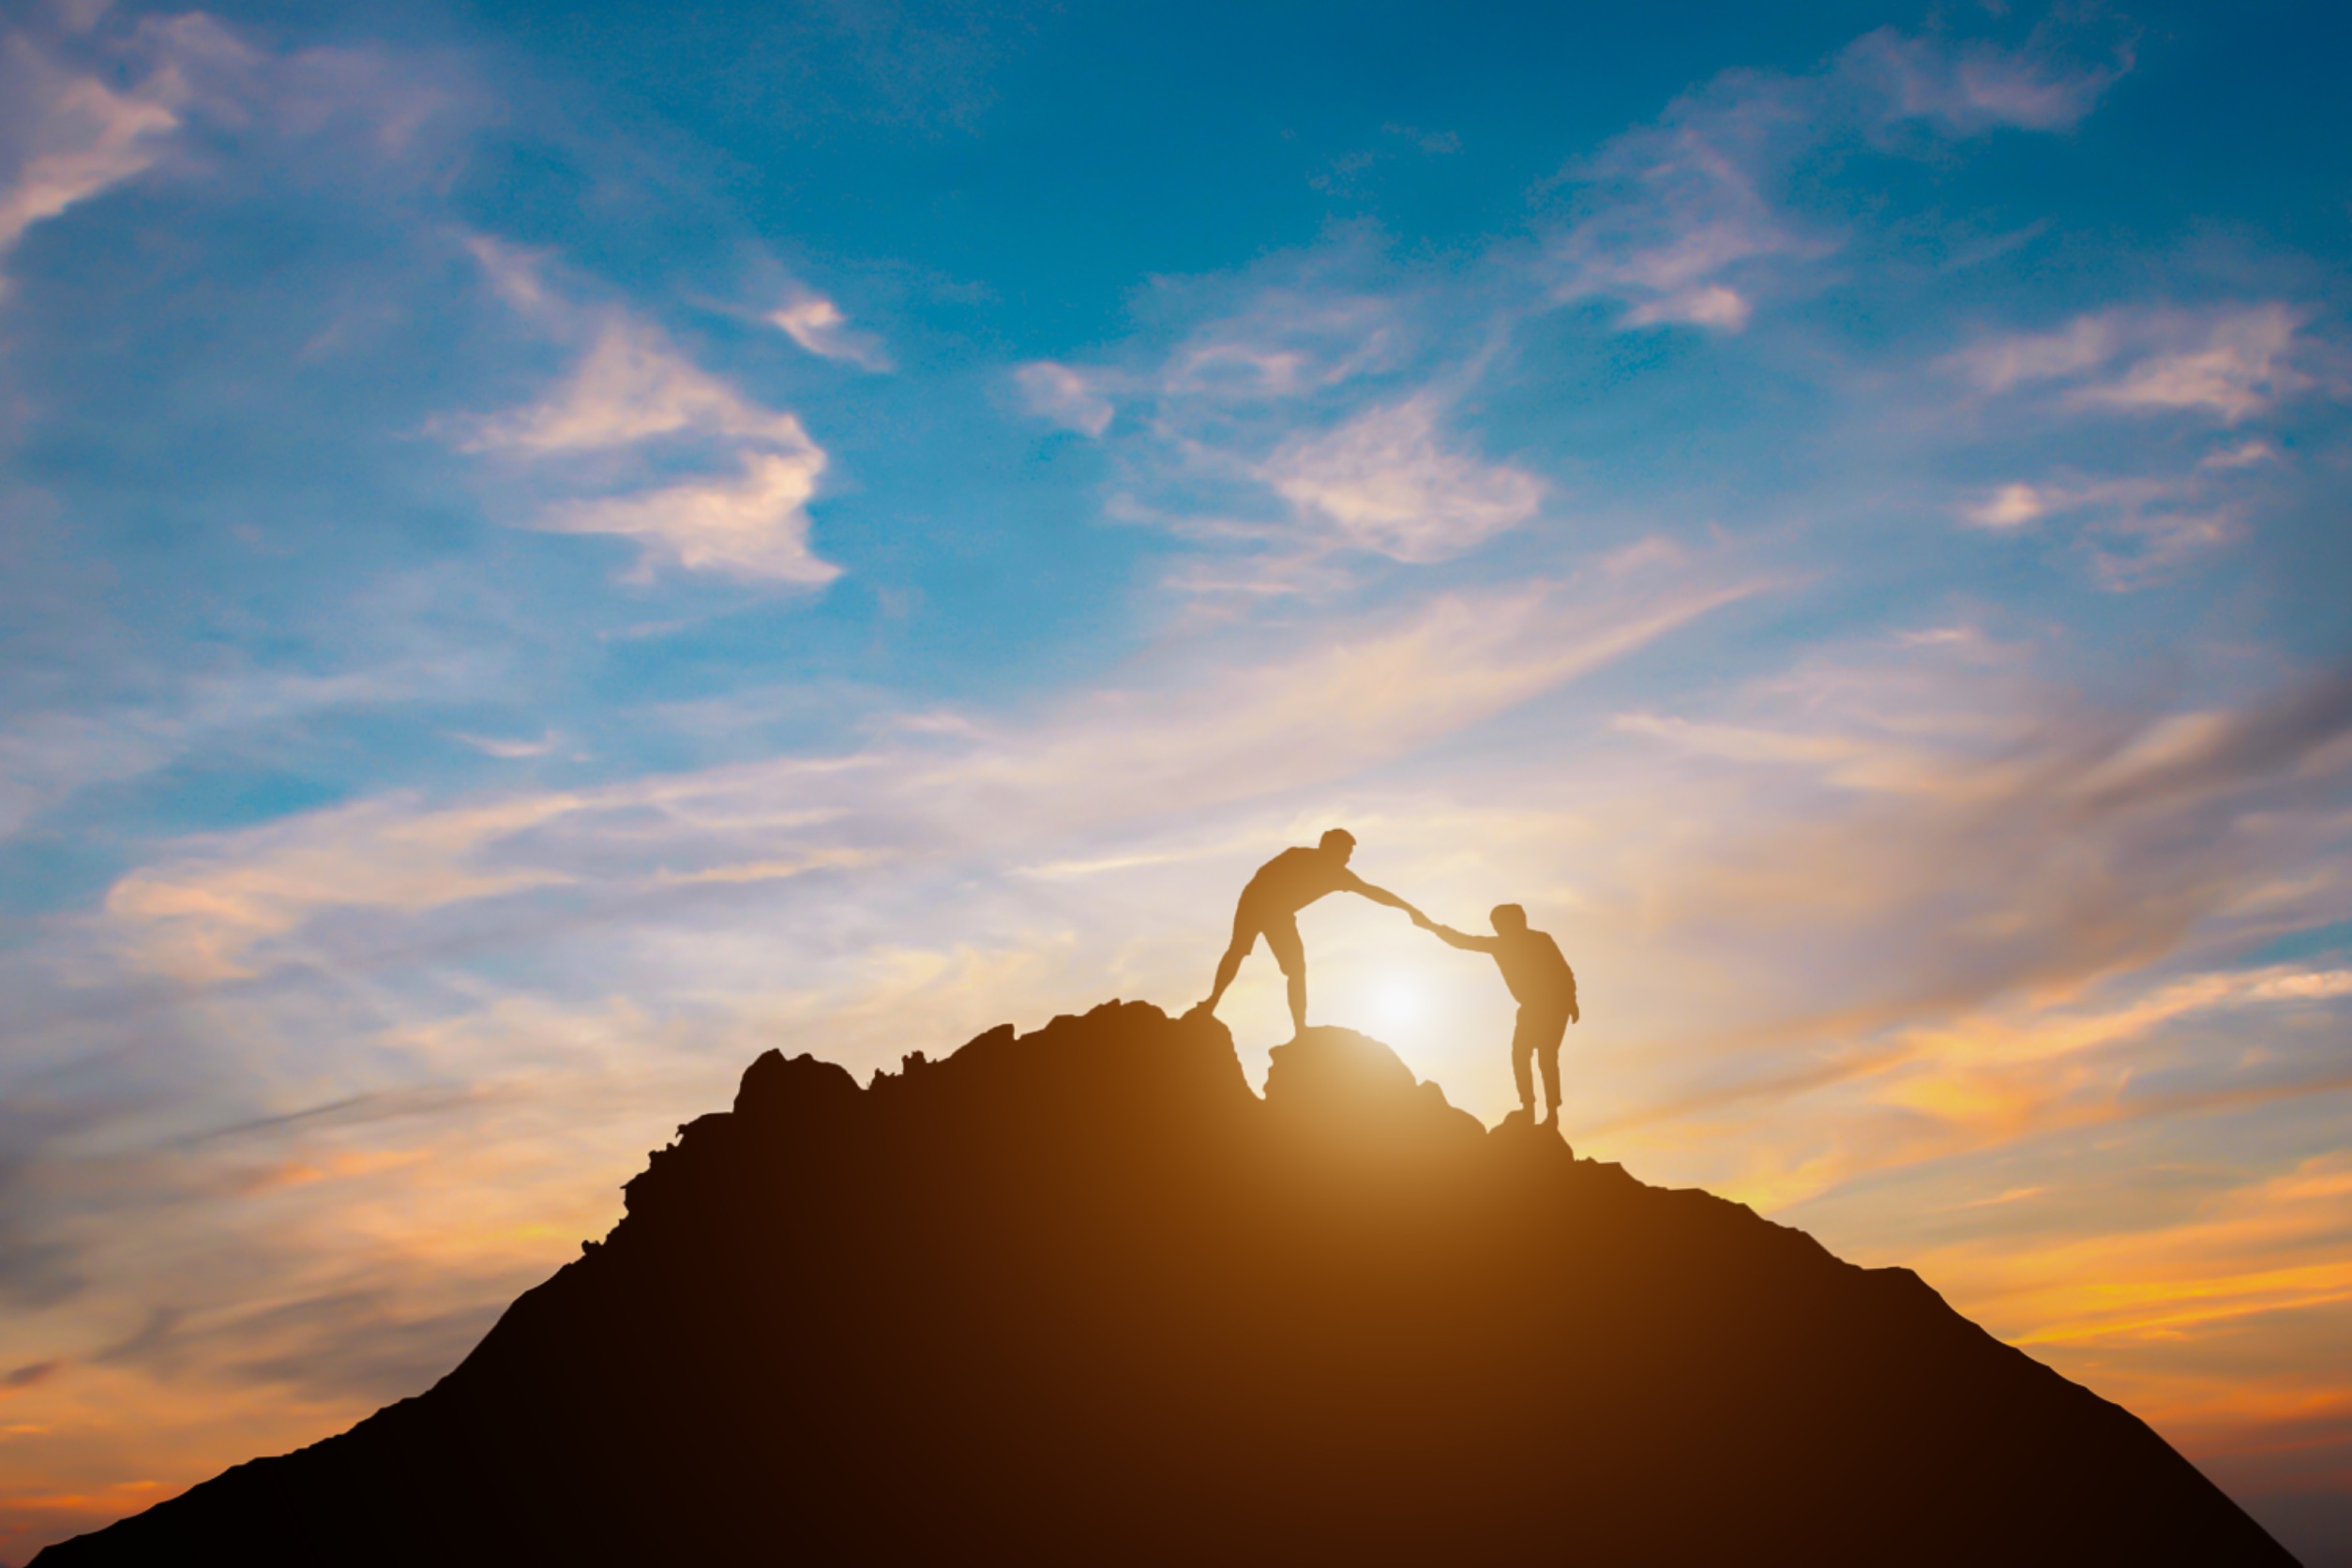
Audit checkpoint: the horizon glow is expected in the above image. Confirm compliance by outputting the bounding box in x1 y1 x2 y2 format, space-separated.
1 0 2348 1560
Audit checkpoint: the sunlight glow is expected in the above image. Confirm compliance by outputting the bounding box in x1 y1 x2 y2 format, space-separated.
1368 976 1430 1035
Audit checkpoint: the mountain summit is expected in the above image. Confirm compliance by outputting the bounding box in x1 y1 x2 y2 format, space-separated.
35 1002 2291 1564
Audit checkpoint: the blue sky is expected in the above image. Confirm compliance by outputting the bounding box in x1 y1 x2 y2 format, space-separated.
3 0 2350 1559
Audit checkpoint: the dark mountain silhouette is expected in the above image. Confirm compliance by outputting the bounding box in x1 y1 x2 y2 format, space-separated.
35 1002 2293 1565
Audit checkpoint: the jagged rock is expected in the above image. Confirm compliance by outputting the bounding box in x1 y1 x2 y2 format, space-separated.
33 1001 2293 1566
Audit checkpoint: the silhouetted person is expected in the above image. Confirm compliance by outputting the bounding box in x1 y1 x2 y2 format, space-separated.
1199 829 1423 1037
1416 904 1578 1126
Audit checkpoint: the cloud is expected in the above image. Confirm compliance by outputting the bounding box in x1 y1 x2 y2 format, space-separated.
1957 482 2052 531
544 448 837 585
460 234 554 318
0 711 167 840
1013 361 1114 436
129 12 473 167
2074 308 2310 421
1015 280 1405 454
0 661 478 845
1950 436 2300 586
767 289 891 371
2200 439 2279 471
1634 284 1749 331
1544 27 2127 333
1839 26 2126 137
1954 473 2238 577
1543 76 1818 333
1011 272 1505 587
1948 304 2313 423
1159 289 1406 402
2065 663 2352 815
1950 314 2118 393
102 792 586 981
463 317 808 455
456 313 840 585
1581 647 2352 1093
0 13 480 287
447 731 556 760
0 34 183 262
1936 309 2319 590
93 567 1757 983
1007 262 1432 592
1261 398 1543 562
940 577 1754 819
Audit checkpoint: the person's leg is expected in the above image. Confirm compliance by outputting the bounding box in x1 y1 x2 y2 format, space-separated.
1535 1007 1570 1123
1202 909 1258 1012
1510 1006 1537 1114
1265 917 1307 1036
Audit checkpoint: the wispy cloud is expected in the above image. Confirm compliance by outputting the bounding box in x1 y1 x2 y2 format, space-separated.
0 711 170 841
1261 397 1543 562
1544 26 2127 333
1543 76 1817 332
767 288 891 371
447 731 557 761
0 660 479 844
543 450 837 585
1015 285 1407 446
0 12 478 286
1948 304 2313 423
1015 272 1477 585
1952 466 2256 587
1013 360 1114 436
102 791 586 982
456 310 837 586
1160 290 1406 401
460 234 556 317
462 317 809 455
1839 25 2127 137
0 33 182 264
92 565 1759 983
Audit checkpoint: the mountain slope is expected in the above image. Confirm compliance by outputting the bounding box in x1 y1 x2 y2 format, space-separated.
34 1001 2294 1565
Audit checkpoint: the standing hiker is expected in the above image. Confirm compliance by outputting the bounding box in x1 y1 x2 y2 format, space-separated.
1416 904 1578 1127
1197 830 1425 1038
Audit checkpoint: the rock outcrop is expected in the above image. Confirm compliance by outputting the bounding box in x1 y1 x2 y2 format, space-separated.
33 1003 2294 1565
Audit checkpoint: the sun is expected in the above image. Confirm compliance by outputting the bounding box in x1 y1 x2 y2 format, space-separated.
1367 977 1428 1035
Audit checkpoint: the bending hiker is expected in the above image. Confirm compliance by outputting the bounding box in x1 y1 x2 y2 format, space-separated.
1198 830 1424 1037
1416 904 1578 1127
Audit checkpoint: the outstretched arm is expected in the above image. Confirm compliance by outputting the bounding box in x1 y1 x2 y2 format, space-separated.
1421 921 1500 954
1340 870 1423 921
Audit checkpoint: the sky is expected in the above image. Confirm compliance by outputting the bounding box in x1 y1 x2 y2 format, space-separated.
0 0 2348 1559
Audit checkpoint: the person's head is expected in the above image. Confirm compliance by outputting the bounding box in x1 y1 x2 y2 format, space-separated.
1490 903 1528 935
1318 827 1357 864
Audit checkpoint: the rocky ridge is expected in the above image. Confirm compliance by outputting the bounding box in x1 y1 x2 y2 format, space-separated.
33 1001 2294 1565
